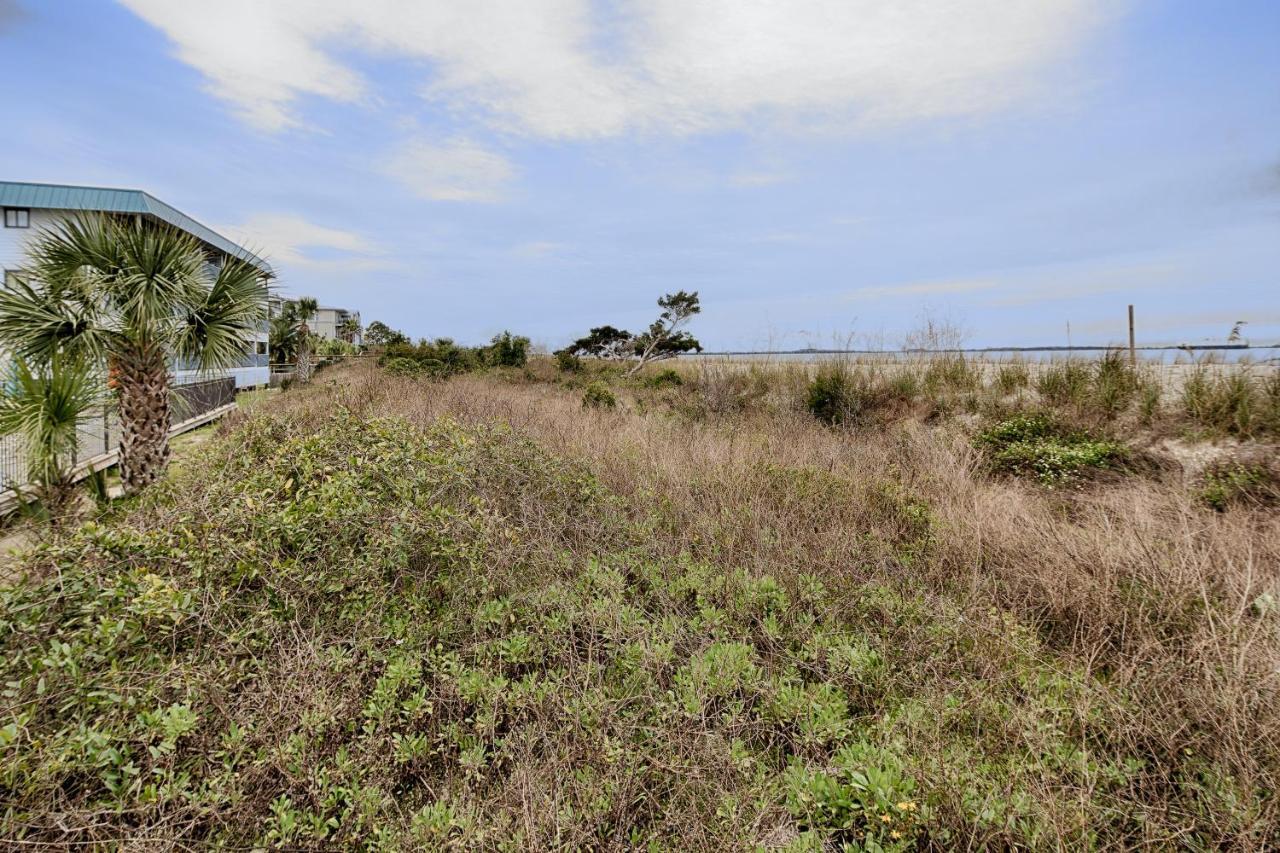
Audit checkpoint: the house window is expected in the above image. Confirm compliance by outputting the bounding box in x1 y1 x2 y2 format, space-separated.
256 341 268 355
3 208 30 228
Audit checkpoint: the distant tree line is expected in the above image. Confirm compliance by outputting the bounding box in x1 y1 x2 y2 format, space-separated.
379 331 530 378
365 290 703 380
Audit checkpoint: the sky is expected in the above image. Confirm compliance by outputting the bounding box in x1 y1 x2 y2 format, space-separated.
1 0 1277 350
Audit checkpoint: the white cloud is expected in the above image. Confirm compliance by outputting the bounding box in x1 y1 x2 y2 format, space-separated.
633 0 1106 135
120 0 1110 138
383 139 515 202
119 0 365 131
215 213 390 272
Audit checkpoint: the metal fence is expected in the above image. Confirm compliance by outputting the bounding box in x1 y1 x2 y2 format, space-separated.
0 376 236 491
171 377 236 424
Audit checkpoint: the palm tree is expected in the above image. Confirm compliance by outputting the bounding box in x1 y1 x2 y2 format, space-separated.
0 214 268 494
293 297 319 383
338 315 361 345
269 302 301 366
0 355 104 519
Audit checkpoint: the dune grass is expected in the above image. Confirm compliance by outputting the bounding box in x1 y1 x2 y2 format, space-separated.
1 359 1277 849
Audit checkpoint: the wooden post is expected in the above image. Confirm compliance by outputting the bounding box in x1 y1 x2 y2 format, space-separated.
1127 305 1136 367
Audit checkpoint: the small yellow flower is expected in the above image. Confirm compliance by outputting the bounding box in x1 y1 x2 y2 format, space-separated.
880 813 893 823
891 830 903 839
896 800 917 812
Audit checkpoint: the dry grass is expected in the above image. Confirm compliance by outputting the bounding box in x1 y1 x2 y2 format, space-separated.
316 362 1280 844
2 358 1277 849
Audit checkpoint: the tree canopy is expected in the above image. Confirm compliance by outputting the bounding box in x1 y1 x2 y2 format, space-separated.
365 320 409 347
562 325 635 360
558 292 702 373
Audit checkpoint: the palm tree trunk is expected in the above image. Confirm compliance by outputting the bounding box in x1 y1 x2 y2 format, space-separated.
115 344 171 494
295 324 312 384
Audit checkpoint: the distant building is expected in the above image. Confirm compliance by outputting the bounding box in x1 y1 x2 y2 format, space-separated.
314 306 362 345
268 298 362 346
0 180 274 388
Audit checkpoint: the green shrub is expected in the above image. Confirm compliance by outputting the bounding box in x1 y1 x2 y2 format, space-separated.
1182 364 1275 437
675 641 760 715
994 362 1030 395
316 337 357 357
976 414 1128 484
554 350 582 373
1092 350 1139 418
381 337 484 377
804 363 918 426
482 331 530 368
805 364 851 424
1035 361 1092 408
644 367 683 389
885 369 920 400
922 355 978 394
783 741 922 851
991 437 1128 484
382 356 423 377
1264 369 1280 427
976 412 1057 444
764 680 851 749
1200 462 1279 511
581 381 617 409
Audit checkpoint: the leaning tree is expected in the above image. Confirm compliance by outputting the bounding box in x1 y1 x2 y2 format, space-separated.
627 290 702 374
559 291 703 373
0 214 268 493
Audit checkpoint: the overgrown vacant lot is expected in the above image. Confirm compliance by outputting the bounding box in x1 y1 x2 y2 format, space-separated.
2 359 1278 849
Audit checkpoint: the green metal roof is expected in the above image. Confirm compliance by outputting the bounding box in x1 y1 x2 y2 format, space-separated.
0 181 272 274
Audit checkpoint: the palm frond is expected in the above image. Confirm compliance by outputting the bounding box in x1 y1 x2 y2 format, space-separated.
268 313 300 364
110 219 210 339
0 355 105 492
0 272 116 363
25 214 121 298
173 257 269 371
295 297 319 324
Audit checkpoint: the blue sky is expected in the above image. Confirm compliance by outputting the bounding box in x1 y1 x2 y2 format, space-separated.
1 0 1276 350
